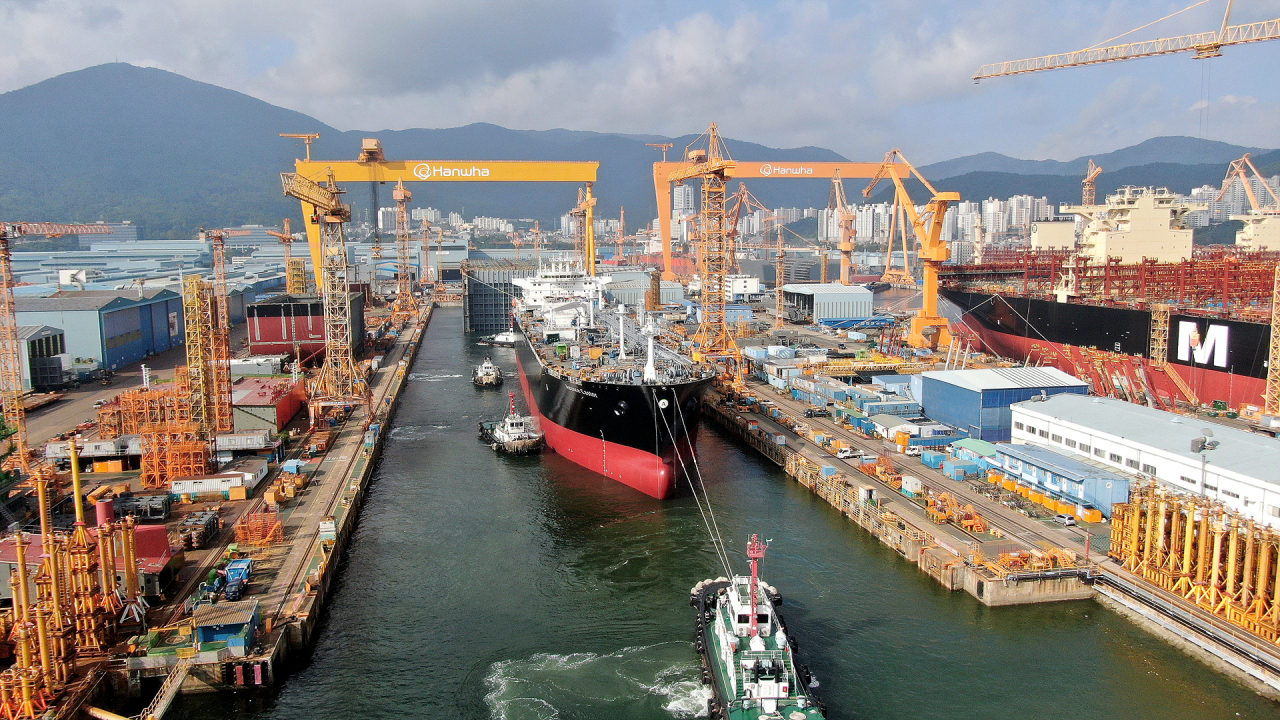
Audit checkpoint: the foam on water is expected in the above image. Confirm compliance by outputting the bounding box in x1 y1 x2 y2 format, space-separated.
408 372 463 382
484 643 709 720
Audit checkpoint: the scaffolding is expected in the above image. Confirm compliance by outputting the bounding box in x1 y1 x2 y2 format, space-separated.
944 250 1280 322
1111 481 1280 643
207 231 234 435
182 275 215 432
233 504 284 547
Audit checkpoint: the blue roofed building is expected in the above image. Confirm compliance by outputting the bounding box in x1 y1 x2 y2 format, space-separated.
16 289 185 371
916 367 1088 442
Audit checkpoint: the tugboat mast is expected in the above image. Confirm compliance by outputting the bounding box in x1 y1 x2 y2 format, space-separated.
747 534 768 638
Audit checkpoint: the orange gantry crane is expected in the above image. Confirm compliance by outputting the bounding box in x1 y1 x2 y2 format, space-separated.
281 170 368 424
0 222 111 475
973 1 1280 80
391 179 417 323
864 150 960 348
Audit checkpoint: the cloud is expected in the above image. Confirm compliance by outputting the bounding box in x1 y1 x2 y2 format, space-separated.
2 1 1280 163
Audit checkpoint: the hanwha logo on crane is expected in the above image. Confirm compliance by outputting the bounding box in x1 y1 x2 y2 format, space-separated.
413 163 433 180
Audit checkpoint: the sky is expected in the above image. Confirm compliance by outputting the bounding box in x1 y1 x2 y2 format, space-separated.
2 0 1280 163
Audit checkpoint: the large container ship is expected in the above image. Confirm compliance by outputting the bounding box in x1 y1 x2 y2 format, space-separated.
510 262 716 498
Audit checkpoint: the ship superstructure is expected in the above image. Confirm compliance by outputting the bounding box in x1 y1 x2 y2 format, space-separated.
510 261 716 498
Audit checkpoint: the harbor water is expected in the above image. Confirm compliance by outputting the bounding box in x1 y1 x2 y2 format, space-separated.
174 307 1280 720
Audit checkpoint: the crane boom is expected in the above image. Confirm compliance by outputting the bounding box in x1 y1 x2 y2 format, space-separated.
974 16 1280 80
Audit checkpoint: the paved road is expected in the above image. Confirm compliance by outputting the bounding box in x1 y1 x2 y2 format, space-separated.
745 378 1105 557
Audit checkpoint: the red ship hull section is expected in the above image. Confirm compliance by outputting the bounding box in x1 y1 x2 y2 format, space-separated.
956 323 1266 410
512 347 691 500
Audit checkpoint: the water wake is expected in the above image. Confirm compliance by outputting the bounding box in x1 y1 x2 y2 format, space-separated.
484 642 710 720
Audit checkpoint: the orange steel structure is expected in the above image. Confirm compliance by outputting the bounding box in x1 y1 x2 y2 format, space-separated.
1111 481 1280 645
281 170 367 419
651 131 901 280
671 124 736 356
0 444 146 718
0 223 111 476
269 218 309 295
206 229 240 435
828 170 856 285
391 180 417 323
234 503 285 546
1082 159 1103 206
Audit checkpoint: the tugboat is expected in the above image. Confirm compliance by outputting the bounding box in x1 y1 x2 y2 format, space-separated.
477 330 519 347
479 393 544 455
472 357 504 387
690 535 825 720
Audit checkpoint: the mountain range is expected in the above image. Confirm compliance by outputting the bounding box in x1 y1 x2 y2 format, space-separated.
0 63 1274 240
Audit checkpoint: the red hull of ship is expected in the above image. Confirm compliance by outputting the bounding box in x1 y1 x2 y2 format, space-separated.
512 350 687 499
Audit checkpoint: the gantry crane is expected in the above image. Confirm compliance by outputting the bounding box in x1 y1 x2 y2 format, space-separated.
828 170 856 285
0 223 111 475
281 170 367 423
974 1 1280 80
864 150 960 349
1082 159 1103 206
670 123 737 356
390 179 417 323
877 189 916 288
268 218 308 294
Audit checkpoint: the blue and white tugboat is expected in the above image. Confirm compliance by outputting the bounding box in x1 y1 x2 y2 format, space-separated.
691 535 825 720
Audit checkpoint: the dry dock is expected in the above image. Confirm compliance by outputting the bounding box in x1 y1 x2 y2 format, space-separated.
115 301 434 699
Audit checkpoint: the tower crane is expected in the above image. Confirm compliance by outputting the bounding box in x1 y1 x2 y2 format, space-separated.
1082 159 1103 206
646 143 674 162
864 150 960 349
616 206 626 262
974 1 1280 80
532 221 542 264
0 223 111 475
281 170 367 424
200 228 248 435
670 123 737 357
280 133 321 161
569 186 598 274
268 219 309 294
828 170 857 285
391 179 417 324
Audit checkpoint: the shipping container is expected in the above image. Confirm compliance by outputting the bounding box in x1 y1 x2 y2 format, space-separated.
901 475 923 494
921 450 946 469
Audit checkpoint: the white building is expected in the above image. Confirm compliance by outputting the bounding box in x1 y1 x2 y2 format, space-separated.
1010 394 1280 525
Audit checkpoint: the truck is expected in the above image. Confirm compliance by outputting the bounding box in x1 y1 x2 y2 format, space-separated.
223 558 254 601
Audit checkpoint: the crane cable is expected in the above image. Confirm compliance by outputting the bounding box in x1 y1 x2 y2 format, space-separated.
1084 0 1214 50
659 390 732 577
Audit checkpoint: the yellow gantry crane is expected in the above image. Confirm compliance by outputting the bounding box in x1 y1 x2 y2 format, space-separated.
0 223 111 475
974 0 1280 80
280 170 368 423
569 186 598 275
864 150 960 349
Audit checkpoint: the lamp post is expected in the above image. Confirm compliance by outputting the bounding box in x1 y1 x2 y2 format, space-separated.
1192 427 1220 498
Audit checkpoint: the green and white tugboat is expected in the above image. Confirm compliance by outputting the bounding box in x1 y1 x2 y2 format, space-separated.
691 535 825 720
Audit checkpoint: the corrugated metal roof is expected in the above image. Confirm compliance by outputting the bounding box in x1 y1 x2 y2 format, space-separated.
922 367 1087 393
953 438 998 457
996 442 1129 482
782 283 874 296
193 599 258 627
1013 394 1280 485
17 325 61 341
868 413 910 429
